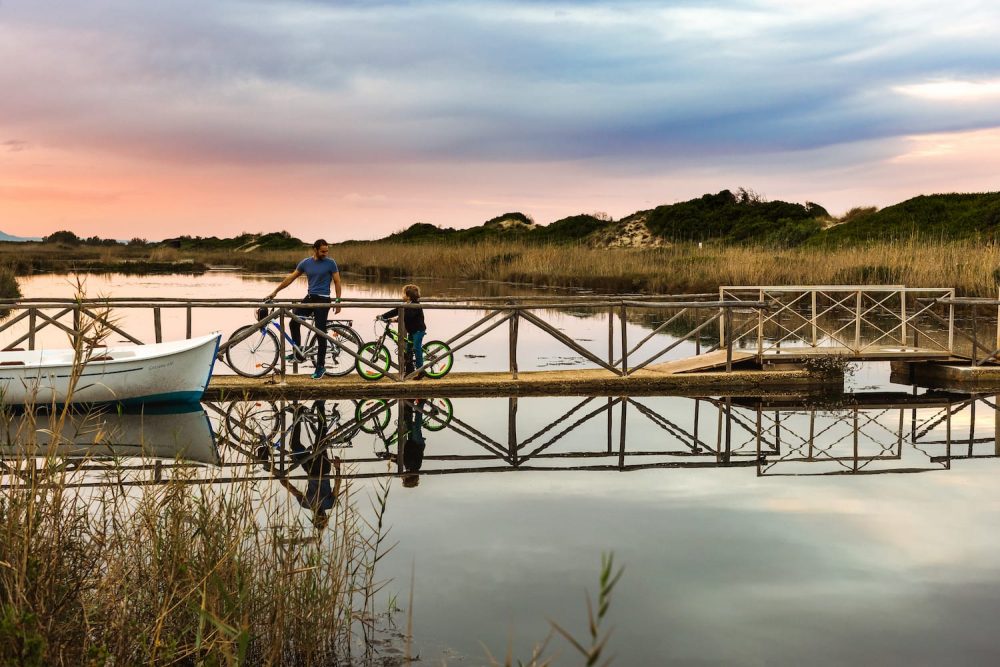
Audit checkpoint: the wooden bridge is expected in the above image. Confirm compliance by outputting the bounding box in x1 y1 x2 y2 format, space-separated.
3 285 1000 396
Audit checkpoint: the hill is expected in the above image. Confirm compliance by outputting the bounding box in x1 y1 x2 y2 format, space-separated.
160 231 307 251
818 192 1000 244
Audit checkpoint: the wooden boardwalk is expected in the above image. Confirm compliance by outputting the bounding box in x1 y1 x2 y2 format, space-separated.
205 363 834 400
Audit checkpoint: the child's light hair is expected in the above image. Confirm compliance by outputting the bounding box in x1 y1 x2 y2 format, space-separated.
403 284 421 301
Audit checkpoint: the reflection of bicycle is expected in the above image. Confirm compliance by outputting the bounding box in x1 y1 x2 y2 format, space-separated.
225 400 360 463
355 398 454 453
355 317 454 381
225 304 362 378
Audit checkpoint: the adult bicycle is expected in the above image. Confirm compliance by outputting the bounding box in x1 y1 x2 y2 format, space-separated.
355 317 454 381
225 303 362 378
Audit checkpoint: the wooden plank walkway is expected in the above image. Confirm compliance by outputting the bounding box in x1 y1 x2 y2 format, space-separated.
205 363 837 401
645 350 756 374
756 346 953 361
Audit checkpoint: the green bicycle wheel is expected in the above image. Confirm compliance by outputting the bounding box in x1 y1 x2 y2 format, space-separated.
356 342 390 381
421 340 453 378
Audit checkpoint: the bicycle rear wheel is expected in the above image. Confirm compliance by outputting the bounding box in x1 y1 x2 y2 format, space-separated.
356 342 391 381
422 340 453 378
420 397 454 431
325 325 362 377
225 326 279 378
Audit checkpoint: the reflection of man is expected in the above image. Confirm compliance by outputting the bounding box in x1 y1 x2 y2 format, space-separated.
401 401 426 488
261 405 343 530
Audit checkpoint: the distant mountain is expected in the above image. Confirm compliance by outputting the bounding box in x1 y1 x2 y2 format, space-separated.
0 231 41 242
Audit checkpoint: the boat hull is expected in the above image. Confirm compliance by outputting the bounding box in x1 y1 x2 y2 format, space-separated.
0 333 221 406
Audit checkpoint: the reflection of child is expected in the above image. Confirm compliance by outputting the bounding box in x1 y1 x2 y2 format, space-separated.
402 400 426 488
380 284 426 376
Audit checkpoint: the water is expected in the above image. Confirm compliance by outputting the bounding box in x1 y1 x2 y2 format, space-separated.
7 273 1000 664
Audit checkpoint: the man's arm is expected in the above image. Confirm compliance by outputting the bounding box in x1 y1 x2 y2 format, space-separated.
333 271 342 314
267 269 302 300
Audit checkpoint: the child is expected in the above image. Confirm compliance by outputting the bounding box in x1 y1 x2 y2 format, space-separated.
379 284 427 378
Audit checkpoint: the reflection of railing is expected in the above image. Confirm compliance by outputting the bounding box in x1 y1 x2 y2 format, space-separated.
0 295 769 378
4 393 998 488
720 286 955 358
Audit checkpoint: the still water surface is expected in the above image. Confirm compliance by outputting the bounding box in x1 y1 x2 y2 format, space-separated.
9 273 1000 664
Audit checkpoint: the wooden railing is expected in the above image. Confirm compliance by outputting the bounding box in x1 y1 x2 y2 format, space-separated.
720 286 956 358
0 294 769 378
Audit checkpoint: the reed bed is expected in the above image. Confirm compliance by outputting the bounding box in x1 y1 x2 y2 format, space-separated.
0 407 396 666
328 240 1000 296
8 238 1000 296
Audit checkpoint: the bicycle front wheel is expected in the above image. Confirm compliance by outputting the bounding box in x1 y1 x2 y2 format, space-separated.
225 326 279 377
356 342 391 381
326 325 362 377
356 398 391 433
422 340 453 378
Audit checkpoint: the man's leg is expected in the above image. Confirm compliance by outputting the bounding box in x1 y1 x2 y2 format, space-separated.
314 303 331 367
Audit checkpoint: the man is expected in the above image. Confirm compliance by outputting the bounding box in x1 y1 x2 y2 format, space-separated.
267 239 342 379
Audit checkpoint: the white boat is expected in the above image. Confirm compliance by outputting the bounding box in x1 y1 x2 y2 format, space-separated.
0 332 221 406
1 403 219 465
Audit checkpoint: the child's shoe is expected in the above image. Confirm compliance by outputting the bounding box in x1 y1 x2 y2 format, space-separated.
311 367 326 379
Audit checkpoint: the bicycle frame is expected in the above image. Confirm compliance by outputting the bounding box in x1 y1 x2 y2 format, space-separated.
372 319 448 378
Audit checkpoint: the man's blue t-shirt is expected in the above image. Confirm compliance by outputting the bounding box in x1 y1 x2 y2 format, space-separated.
296 257 339 297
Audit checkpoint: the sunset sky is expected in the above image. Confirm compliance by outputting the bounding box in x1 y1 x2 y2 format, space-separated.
2 0 999 241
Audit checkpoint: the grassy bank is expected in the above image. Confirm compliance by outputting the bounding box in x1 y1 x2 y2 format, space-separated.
333 240 1000 296
8 238 1000 296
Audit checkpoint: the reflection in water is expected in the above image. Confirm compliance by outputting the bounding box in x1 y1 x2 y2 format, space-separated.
211 392 1000 481
4 392 1000 662
5 392 997 490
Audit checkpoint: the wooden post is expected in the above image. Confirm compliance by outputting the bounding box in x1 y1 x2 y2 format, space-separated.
509 308 519 379
725 308 733 372
853 407 859 473
618 397 627 470
900 290 907 347
396 399 405 474
73 305 81 348
811 289 818 347
186 305 192 339
153 307 162 344
608 306 614 365
854 290 862 351
278 308 287 381
508 397 518 465
397 306 406 381
620 303 628 375
948 290 955 354
972 306 978 366
755 405 763 476
28 308 36 351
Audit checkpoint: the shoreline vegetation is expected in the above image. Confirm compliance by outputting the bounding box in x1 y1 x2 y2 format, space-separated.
6 188 1000 296
6 238 1000 297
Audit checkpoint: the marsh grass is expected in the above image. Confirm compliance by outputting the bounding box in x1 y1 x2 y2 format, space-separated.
328 240 1000 297
7 238 1000 296
0 407 396 666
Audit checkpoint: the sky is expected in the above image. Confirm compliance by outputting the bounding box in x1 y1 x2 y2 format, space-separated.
2 0 999 241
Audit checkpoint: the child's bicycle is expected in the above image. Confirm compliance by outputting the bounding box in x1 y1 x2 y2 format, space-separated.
355 316 454 381
225 302 362 378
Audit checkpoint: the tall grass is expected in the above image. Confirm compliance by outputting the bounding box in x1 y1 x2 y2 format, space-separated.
327 239 1000 297
0 413 392 666
7 238 1000 296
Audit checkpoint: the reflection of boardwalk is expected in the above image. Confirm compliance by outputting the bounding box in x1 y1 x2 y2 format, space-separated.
4 393 998 489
